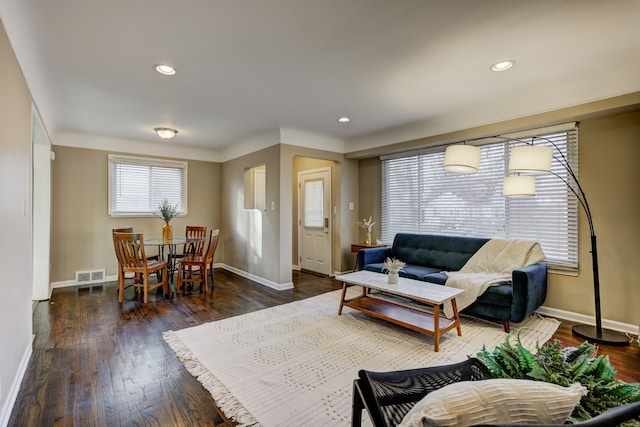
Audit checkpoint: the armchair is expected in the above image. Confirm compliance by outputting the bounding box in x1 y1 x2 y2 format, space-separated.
353 358 640 427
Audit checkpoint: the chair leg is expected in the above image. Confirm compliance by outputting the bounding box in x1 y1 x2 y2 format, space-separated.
352 381 364 427
208 262 215 289
118 270 124 303
176 264 183 293
162 266 169 297
143 274 149 304
202 264 208 293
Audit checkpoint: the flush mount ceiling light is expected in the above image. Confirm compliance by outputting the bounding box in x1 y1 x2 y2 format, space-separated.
337 116 351 123
154 127 178 139
154 64 176 76
490 60 515 72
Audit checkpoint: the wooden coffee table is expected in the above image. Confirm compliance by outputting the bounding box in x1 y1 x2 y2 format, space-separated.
336 270 463 352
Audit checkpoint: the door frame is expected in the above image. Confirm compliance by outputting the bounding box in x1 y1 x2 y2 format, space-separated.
32 106 52 300
297 166 332 275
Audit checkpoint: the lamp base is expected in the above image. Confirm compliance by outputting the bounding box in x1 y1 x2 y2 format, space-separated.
572 324 630 346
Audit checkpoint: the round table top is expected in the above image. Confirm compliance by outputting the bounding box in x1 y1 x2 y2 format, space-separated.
144 237 204 246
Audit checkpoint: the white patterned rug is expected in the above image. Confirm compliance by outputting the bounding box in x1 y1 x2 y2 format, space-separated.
163 289 560 427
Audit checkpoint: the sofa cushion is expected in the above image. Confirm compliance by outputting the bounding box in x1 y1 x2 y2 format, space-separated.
391 233 489 271
364 263 440 281
401 265 440 280
476 283 513 307
363 263 386 274
422 272 448 285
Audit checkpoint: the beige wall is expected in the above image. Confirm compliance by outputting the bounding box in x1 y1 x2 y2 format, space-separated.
220 143 360 286
221 144 283 283
284 145 360 274
357 157 383 244
0 19 33 421
356 109 640 326
547 111 640 326
50 146 222 282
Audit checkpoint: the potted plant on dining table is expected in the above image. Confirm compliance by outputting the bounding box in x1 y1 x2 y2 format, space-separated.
158 199 178 241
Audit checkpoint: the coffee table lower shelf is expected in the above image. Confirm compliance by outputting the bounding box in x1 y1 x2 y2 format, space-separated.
341 294 460 352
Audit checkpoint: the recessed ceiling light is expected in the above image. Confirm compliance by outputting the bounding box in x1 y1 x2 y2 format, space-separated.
337 116 351 123
154 127 178 139
490 60 515 72
154 64 176 76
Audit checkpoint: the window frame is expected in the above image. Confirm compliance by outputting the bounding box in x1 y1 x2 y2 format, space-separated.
380 125 579 273
108 154 188 218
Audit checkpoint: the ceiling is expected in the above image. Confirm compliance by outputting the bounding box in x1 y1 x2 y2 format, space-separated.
2 0 639 154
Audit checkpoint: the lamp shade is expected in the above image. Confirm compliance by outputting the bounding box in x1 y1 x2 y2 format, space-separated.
443 145 481 174
503 175 536 197
508 145 553 174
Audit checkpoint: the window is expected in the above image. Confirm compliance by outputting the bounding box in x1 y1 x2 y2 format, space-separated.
109 155 187 217
381 126 579 271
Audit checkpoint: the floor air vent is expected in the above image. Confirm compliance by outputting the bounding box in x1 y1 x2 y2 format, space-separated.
75 269 106 285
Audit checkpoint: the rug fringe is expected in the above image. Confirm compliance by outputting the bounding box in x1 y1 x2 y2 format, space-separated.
163 330 260 426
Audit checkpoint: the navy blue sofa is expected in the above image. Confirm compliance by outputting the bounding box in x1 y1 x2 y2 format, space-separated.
356 233 548 332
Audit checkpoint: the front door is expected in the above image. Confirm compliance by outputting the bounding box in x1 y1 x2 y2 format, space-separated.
298 167 331 275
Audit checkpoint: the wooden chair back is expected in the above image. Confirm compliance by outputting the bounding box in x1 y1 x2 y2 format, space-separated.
185 225 207 255
114 232 149 274
205 229 220 262
112 227 134 261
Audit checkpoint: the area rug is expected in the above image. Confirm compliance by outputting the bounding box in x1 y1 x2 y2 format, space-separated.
163 289 560 426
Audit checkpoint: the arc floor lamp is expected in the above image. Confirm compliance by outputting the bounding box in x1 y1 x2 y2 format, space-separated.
502 137 629 346
444 136 629 346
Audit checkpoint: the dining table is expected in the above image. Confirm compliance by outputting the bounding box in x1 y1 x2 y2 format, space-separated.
143 236 205 293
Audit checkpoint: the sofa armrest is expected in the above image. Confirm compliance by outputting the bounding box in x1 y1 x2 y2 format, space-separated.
510 262 548 322
357 247 393 270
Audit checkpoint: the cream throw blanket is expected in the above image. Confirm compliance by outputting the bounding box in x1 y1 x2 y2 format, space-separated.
443 239 545 318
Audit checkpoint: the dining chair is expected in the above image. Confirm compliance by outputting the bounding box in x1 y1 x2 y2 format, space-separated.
113 232 168 303
176 228 219 293
112 228 159 288
112 228 139 297
171 225 207 278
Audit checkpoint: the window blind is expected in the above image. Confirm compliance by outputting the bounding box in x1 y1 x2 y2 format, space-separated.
109 155 187 216
381 128 579 271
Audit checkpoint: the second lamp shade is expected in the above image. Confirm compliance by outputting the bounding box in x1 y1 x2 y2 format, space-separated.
443 145 481 174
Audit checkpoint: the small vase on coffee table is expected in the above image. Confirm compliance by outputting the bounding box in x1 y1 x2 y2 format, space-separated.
388 271 399 284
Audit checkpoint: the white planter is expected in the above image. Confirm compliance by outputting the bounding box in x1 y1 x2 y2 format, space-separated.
388 271 399 284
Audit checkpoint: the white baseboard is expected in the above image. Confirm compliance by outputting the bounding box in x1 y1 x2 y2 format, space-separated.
0 339 33 427
221 264 294 290
333 270 352 277
536 305 639 336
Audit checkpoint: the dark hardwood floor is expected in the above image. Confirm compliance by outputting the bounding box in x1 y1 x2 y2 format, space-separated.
9 269 640 426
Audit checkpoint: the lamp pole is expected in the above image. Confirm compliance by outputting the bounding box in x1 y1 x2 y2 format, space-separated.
571 230 628 345
530 137 628 346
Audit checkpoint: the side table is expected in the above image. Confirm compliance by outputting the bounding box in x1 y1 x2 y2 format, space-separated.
351 242 388 271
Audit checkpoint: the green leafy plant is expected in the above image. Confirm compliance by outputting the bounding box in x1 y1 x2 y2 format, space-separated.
158 199 178 223
475 332 640 424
